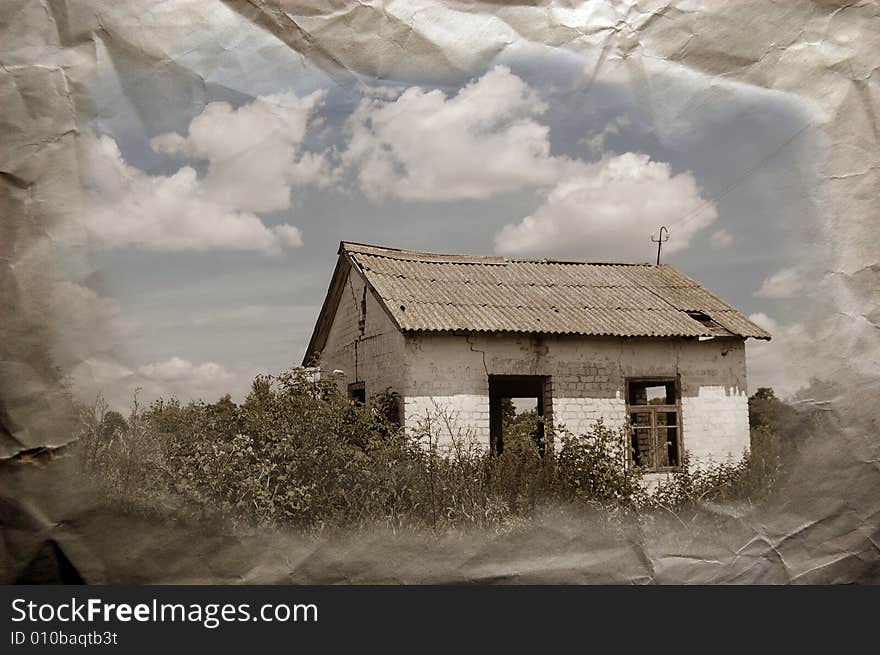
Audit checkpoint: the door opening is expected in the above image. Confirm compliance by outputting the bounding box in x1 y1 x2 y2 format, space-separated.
488 375 551 455
348 381 366 405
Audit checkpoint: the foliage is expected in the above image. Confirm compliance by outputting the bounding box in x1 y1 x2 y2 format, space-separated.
73 371 793 534
554 419 646 506
748 387 796 433
649 387 791 507
649 449 777 508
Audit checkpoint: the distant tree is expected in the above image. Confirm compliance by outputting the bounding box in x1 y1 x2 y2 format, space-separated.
748 387 795 433
101 410 128 441
753 387 776 401
147 398 184 434
244 376 273 411
206 394 241 439
500 397 517 429
747 386 801 481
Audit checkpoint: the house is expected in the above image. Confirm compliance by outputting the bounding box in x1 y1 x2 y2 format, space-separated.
303 242 771 472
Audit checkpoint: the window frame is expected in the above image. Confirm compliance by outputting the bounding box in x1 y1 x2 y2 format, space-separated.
625 376 684 473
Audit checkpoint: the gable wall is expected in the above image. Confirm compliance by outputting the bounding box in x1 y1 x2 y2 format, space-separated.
402 333 750 468
318 266 405 402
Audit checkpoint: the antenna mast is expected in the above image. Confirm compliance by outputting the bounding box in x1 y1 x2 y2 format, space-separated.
651 226 669 265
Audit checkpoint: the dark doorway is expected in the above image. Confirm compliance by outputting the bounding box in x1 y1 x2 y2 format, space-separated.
348 381 366 404
488 375 551 454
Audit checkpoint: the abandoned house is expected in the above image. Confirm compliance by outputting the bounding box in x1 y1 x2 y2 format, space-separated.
303 242 771 472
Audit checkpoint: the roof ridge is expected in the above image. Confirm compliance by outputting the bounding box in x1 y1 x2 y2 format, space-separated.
341 241 653 266
371 298 699 309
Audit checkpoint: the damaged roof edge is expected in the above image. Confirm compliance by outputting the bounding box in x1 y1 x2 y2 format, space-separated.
301 252 351 366
339 240 653 266
302 246 407 366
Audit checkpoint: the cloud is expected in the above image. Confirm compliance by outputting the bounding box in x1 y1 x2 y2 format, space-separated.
70 355 247 408
80 91 328 254
342 67 717 262
138 357 234 384
746 301 880 398
747 312 778 333
341 66 718 260
46 281 138 366
746 312 816 396
353 80 404 100
272 224 304 248
709 228 734 249
343 65 562 201
153 303 317 329
754 267 803 298
69 357 137 404
150 91 329 212
494 153 717 261
583 116 631 154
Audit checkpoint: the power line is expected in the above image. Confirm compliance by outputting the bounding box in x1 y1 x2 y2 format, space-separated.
677 120 814 229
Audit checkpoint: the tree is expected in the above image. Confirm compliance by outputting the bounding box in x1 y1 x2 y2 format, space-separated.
101 410 128 441
748 387 795 433
500 397 517 429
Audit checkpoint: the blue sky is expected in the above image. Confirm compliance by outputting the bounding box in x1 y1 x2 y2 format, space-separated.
64 28 818 407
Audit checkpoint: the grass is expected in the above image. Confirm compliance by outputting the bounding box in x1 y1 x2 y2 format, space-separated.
73 368 786 536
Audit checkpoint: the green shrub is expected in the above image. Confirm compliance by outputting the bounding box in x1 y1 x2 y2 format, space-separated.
555 418 646 507
73 368 790 533
649 447 781 509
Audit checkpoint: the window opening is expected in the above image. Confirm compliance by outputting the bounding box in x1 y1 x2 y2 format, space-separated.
626 378 681 471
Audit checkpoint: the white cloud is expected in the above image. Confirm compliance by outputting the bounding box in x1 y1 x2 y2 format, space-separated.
709 228 734 249
154 303 317 329
150 91 329 212
272 224 304 248
138 357 233 384
46 281 138 366
70 355 247 408
341 66 719 260
343 65 563 201
494 153 717 261
747 312 778 333
746 305 880 398
746 313 809 396
353 80 404 100
754 267 803 298
69 357 137 403
80 91 328 254
48 281 133 337
583 116 631 154
342 66 718 260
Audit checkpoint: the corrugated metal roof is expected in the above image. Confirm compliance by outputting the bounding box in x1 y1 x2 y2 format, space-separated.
340 242 771 340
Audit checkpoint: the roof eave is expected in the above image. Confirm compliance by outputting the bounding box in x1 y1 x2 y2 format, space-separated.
398 328 762 339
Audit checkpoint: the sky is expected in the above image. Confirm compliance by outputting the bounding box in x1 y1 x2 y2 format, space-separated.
59 12 821 408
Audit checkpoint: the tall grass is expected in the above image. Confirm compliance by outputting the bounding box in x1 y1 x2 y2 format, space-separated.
74 368 784 535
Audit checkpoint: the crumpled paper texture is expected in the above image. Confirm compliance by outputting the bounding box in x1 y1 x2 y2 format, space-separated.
1 0 878 583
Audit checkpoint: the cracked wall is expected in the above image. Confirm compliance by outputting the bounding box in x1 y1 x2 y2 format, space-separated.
402 333 750 467
318 267 405 401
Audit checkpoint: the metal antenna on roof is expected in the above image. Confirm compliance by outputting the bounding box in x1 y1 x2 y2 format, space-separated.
651 226 669 265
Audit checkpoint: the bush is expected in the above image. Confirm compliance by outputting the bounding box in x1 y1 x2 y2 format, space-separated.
555 419 645 506
73 368 790 534
649 448 782 509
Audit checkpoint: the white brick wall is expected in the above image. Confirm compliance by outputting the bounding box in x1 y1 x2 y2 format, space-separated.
401 333 751 465
681 387 750 466
403 394 490 445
